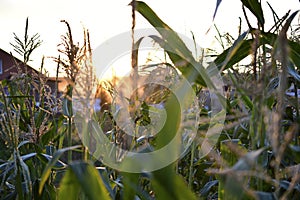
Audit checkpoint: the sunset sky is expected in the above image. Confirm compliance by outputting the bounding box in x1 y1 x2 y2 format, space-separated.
0 0 299 77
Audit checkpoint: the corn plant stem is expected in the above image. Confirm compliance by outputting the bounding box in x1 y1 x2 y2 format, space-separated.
131 0 139 126
83 146 88 161
274 28 289 195
55 56 60 100
67 116 72 162
256 36 267 192
188 142 195 189
294 81 299 145
131 0 139 151
55 57 60 148
0 84 16 148
16 167 24 199
260 43 267 162
15 151 24 200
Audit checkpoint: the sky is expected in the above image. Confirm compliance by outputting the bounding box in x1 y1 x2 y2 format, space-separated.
0 0 299 77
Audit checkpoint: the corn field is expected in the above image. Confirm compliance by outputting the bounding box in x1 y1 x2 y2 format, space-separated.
1 1 300 199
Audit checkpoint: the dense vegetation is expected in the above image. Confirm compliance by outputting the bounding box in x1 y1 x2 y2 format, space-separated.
1 0 300 199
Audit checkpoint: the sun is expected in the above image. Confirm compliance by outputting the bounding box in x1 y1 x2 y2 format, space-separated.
95 44 169 82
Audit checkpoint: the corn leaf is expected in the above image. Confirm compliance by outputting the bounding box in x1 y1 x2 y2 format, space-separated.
289 40 300 69
261 32 300 69
241 0 265 26
148 35 206 86
152 165 197 200
212 31 251 71
213 0 222 21
58 168 81 200
151 89 196 199
228 71 253 110
58 162 110 200
288 64 300 82
212 26 300 73
39 145 81 195
134 1 216 88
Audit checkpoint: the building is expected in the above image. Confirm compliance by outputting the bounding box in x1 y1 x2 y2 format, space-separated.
0 48 39 80
0 48 68 96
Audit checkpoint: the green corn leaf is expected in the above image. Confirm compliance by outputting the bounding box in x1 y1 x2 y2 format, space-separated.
213 0 222 21
287 63 300 82
208 12 298 73
57 168 81 200
132 36 145 68
58 161 110 200
231 147 266 171
212 31 251 72
17 140 31 149
228 71 253 110
35 109 47 129
254 191 276 199
134 1 217 88
122 172 140 200
241 0 265 26
289 40 300 69
132 1 168 29
211 26 300 73
152 165 197 200
272 11 299 97
281 10 300 72
39 145 81 195
97 168 116 199
134 0 202 66
149 35 207 87
281 10 299 35
17 152 32 195
261 31 300 69
62 97 73 118
200 180 219 197
150 91 196 199
39 153 67 169
62 85 73 118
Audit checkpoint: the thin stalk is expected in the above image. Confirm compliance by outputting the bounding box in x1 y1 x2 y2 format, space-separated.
274 23 289 196
67 116 72 162
256 20 267 191
214 24 225 50
15 151 24 200
131 0 136 70
55 56 60 100
0 84 15 148
258 36 268 150
36 57 45 144
294 81 299 145
65 84 73 163
83 146 88 161
54 56 60 149
188 142 195 189
131 0 139 143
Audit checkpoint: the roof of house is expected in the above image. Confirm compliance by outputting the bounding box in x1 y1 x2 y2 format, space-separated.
0 48 40 80
0 48 70 93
